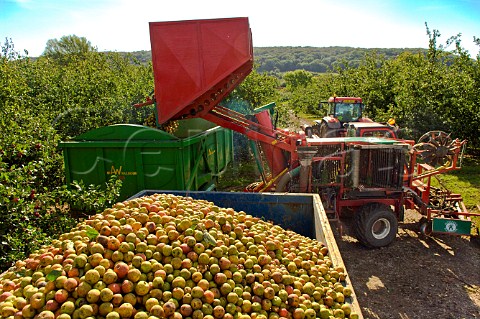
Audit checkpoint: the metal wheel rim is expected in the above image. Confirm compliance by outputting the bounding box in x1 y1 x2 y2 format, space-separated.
420 222 433 236
372 218 391 239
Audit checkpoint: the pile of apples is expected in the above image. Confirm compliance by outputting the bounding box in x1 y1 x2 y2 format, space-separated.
0 193 359 319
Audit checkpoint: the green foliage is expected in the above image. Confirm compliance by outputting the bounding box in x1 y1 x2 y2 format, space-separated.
283 69 313 89
0 36 154 139
35 51 154 138
388 32 480 142
116 50 152 64
0 37 151 271
60 176 123 217
282 79 322 116
0 175 122 271
42 35 96 62
228 68 280 108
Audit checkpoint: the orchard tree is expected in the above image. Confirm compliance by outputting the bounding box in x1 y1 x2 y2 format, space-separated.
285 78 323 116
42 35 96 61
228 68 279 109
283 69 313 89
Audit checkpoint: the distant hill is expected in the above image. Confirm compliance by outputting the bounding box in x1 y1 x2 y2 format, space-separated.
116 50 151 64
253 47 426 73
119 47 427 73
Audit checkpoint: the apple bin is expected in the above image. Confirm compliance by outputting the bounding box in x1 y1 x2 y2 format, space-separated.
58 119 233 200
128 190 364 318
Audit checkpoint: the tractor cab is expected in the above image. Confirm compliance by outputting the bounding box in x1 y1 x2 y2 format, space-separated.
326 96 363 123
310 96 370 137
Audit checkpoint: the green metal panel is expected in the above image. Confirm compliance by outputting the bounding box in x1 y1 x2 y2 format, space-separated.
432 218 471 235
59 121 233 200
73 124 178 141
254 102 276 117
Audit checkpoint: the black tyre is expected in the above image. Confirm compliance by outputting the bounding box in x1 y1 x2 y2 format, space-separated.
305 126 313 138
319 122 336 138
354 203 398 248
419 217 433 236
398 205 405 222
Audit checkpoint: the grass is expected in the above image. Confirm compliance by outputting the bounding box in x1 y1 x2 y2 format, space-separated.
296 111 319 123
430 156 480 233
431 156 479 207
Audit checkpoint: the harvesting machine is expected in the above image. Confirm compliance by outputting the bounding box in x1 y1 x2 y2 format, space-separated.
138 17 478 247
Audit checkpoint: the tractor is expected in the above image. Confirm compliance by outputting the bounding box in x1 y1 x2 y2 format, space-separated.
138 17 478 248
308 96 398 139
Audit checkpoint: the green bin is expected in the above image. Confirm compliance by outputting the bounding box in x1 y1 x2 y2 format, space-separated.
59 119 233 200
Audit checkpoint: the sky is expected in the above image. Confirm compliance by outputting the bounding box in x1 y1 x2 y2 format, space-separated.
1 0 479 57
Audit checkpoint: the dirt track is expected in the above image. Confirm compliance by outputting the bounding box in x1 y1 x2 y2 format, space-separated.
333 209 480 319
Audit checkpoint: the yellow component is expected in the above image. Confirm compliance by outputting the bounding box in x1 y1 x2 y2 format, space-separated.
259 168 288 192
271 140 278 145
388 118 396 125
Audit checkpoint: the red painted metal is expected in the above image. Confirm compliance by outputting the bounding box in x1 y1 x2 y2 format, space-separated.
357 118 374 123
201 107 298 153
148 17 299 176
149 17 253 124
254 110 288 177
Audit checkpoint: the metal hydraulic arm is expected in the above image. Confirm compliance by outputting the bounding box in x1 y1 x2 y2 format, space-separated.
147 17 299 176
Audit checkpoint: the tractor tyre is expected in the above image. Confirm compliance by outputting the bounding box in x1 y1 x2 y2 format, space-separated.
398 205 405 222
354 203 398 248
305 126 313 138
319 122 336 138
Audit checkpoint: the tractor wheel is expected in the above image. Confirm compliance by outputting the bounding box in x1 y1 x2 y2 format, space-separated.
305 126 313 138
319 122 334 138
398 205 405 222
354 203 398 248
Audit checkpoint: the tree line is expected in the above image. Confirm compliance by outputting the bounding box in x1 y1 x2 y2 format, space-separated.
253 46 428 74
122 46 427 74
